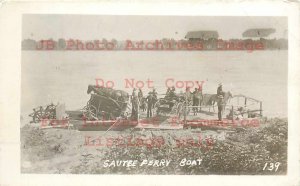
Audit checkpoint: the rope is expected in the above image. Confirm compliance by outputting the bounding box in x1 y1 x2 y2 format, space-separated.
103 118 121 136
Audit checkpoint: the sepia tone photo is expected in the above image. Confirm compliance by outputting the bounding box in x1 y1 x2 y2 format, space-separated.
20 15 288 175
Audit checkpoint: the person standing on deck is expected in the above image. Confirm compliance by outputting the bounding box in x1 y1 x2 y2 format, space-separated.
169 86 176 99
217 83 224 96
146 92 154 118
138 88 143 103
152 88 158 109
192 88 200 114
217 83 225 121
185 87 192 105
131 88 139 120
165 87 171 99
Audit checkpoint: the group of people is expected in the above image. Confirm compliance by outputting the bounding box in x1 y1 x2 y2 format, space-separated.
131 88 158 119
130 83 226 121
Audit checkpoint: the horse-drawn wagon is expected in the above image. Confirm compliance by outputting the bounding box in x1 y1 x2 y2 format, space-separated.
74 85 134 130
154 97 178 115
83 85 130 120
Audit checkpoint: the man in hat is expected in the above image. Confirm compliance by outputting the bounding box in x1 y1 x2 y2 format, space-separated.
169 86 176 99
152 88 158 109
217 83 223 96
29 108 37 123
146 92 155 118
192 88 200 115
165 87 171 99
185 87 192 105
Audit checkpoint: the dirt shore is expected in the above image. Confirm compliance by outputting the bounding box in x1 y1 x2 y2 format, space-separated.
21 117 287 174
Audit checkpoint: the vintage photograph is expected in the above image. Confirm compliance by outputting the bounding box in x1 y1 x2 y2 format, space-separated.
21 15 288 175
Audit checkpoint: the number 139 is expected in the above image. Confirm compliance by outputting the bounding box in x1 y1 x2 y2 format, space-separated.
263 162 281 172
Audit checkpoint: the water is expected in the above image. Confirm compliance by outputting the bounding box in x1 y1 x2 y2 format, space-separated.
21 50 287 118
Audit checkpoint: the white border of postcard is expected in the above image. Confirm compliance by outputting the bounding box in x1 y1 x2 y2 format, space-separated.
0 1 299 186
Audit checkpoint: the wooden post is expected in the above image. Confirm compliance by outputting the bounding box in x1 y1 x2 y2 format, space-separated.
184 95 188 125
244 97 247 108
97 101 101 119
260 101 263 116
184 104 187 125
137 101 139 125
199 100 201 112
231 105 234 123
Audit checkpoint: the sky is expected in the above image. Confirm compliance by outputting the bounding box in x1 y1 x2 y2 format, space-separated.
22 15 288 40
